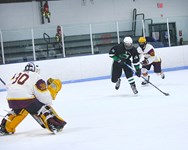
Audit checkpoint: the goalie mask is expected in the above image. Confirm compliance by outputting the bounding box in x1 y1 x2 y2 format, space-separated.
123 37 133 49
24 62 40 74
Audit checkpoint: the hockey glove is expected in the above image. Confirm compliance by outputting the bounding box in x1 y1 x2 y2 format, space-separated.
119 54 128 63
47 78 62 100
135 68 141 77
141 58 149 66
117 55 128 65
117 59 124 65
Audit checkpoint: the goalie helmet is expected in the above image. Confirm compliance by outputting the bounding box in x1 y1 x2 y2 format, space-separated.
24 62 40 74
123 37 133 49
138 37 147 50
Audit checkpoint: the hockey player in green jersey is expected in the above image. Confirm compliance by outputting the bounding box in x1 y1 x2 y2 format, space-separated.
109 37 141 94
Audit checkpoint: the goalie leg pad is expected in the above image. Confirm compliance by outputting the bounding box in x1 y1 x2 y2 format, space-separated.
0 109 28 134
48 105 66 122
31 114 46 128
37 105 66 133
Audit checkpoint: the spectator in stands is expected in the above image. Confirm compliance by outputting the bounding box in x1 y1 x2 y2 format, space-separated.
179 37 183 45
55 25 65 53
55 26 62 43
42 1 51 23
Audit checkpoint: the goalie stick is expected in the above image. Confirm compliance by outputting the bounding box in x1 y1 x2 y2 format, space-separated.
126 64 170 96
0 77 46 128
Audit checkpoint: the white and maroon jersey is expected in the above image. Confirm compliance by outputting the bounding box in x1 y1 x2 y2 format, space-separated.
137 43 161 64
6 71 52 105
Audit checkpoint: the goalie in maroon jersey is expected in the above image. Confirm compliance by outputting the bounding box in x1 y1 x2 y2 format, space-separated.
0 62 66 135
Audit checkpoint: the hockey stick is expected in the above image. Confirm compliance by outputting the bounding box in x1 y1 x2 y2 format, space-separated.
126 64 170 96
0 78 6 86
0 77 46 128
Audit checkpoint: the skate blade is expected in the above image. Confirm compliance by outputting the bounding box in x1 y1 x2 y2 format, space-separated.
51 128 63 135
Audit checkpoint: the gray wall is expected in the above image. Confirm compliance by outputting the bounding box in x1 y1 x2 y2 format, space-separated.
0 0 188 29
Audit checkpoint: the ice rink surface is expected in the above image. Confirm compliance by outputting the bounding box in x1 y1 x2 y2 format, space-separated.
0 69 188 150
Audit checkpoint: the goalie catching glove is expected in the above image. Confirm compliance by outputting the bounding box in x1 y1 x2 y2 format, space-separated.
47 78 62 100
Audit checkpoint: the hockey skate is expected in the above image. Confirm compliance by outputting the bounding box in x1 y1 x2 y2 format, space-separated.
141 76 150 85
131 84 138 94
0 125 13 136
47 118 67 134
48 123 58 134
161 73 165 79
115 78 121 90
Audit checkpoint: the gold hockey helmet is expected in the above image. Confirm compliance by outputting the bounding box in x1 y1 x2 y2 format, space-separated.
138 37 147 50
138 37 146 44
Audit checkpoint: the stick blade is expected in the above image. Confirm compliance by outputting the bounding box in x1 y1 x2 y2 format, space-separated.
164 93 170 96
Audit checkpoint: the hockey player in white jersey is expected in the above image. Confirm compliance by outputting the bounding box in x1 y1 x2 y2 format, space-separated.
137 37 165 85
0 62 66 135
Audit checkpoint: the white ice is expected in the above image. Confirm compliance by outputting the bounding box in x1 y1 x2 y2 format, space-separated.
0 70 188 150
